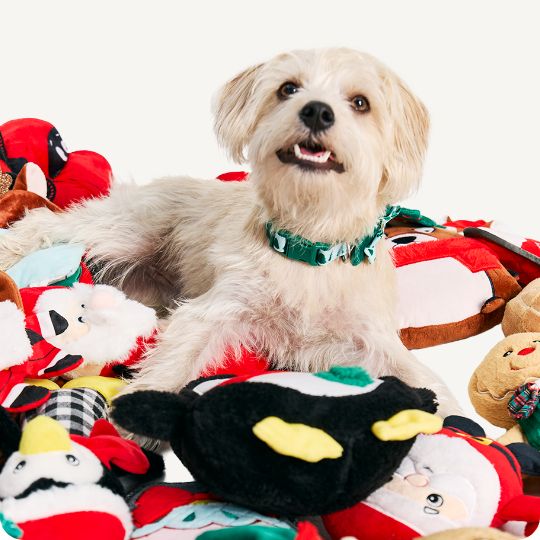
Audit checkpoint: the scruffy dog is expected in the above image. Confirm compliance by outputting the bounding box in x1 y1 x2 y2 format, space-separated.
0 48 459 414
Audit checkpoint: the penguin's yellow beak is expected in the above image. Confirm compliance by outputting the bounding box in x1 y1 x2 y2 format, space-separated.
19 416 72 455
371 410 443 441
252 416 343 463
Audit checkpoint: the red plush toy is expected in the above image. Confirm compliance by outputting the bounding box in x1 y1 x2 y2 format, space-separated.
0 272 157 412
0 417 150 540
0 118 112 208
129 481 322 539
445 219 540 286
323 416 540 539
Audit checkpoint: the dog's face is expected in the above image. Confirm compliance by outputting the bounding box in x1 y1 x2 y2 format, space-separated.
214 48 429 241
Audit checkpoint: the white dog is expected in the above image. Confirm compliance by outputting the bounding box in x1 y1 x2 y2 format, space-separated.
0 48 459 414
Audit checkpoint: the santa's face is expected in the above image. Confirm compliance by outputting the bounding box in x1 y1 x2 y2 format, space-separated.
34 287 92 348
365 434 500 535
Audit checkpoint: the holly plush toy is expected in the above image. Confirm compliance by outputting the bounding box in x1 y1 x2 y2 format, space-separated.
322 416 540 539
0 118 112 209
113 366 441 517
128 481 322 539
0 272 157 411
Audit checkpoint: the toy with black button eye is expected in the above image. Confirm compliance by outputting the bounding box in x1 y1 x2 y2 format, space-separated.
323 416 540 539
0 270 157 413
0 415 160 540
113 366 441 518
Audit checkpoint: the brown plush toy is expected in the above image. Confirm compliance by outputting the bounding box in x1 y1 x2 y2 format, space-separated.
469 332 540 431
0 162 60 227
470 280 540 469
502 278 540 336
419 528 519 540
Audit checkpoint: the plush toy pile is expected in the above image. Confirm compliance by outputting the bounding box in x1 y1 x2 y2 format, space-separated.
1 121 540 539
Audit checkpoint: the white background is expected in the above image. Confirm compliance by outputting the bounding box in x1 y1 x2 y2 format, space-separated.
2 0 540 481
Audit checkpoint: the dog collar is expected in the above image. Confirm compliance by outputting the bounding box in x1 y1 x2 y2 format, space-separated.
265 206 439 266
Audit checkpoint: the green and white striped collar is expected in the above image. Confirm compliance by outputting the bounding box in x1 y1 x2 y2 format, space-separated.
265 206 439 267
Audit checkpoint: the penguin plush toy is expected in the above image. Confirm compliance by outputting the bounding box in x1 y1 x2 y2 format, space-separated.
113 366 441 517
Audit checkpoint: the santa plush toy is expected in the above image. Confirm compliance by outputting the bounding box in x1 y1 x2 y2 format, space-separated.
0 272 157 412
323 416 540 539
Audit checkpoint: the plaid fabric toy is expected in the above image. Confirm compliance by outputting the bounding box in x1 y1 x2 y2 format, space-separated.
508 381 540 421
22 388 108 436
508 381 540 450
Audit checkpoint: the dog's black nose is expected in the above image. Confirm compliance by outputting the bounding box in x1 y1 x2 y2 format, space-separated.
299 101 335 132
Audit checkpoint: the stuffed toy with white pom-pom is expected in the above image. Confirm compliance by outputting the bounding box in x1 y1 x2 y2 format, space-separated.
0 271 157 411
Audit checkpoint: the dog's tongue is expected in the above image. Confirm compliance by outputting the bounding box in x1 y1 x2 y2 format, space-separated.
300 145 326 158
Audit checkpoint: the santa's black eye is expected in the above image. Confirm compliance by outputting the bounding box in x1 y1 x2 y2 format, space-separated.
351 95 370 113
278 82 299 99
66 454 80 466
81 304 85 309
427 493 444 507
78 316 85 323
503 350 513 357
14 460 26 473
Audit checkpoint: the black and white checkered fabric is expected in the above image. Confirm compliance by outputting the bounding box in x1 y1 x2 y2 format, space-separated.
22 388 108 436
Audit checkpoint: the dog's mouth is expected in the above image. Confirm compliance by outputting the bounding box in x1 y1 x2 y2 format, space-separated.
276 141 344 173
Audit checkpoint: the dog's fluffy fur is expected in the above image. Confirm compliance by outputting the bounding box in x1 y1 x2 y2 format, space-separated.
0 48 459 414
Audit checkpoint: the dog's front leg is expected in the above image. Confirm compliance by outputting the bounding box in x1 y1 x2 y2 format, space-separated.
124 289 249 394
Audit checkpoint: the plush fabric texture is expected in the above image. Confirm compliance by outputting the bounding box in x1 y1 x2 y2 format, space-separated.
0 405 21 464
196 522 322 539
463 226 540 287
0 118 112 208
129 482 294 539
0 300 32 370
323 416 540 539
391 236 521 349
469 333 540 430
0 237 87 288
0 277 156 412
419 528 519 540
0 161 61 228
113 368 437 517
0 417 157 540
502 279 540 335
21 387 108 435
1 485 133 540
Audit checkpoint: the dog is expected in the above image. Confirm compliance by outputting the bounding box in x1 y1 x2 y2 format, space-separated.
0 48 459 415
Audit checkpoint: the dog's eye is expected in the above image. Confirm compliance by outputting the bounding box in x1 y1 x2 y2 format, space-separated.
278 82 299 99
351 95 370 113
503 350 513 357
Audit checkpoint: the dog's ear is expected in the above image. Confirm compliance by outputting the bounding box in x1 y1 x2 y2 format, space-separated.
213 63 265 163
111 390 193 441
379 73 430 204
